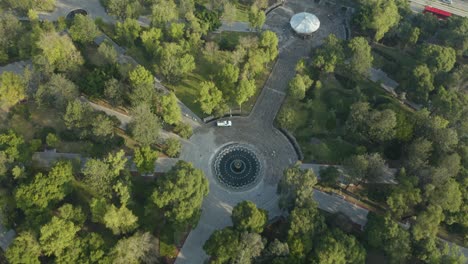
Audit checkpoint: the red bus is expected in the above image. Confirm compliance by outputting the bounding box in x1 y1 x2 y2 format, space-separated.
423 6 452 19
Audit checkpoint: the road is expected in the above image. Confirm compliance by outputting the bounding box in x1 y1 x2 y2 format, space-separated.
409 0 468 17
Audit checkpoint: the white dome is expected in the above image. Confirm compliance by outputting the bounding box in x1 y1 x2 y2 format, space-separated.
290 12 320 35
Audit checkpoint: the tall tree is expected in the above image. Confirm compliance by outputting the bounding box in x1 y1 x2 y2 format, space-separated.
40 217 80 257
103 204 139 235
115 18 141 46
312 34 344 73
15 161 73 212
0 71 27 108
5 232 41 264
128 65 155 106
140 27 162 58
128 104 161 146
157 42 195 82
248 6 266 30
260 30 279 62
277 164 318 210
158 92 181 125
412 205 444 241
235 77 256 110
231 201 268 233
364 213 411 264
419 44 456 73
288 74 313 100
347 37 373 77
69 14 99 43
34 32 84 74
150 0 178 26
107 0 141 20
35 74 79 109
133 145 158 174
356 0 400 41
82 150 127 198
199 81 223 115
151 160 208 225
203 227 240 263
110 232 159 264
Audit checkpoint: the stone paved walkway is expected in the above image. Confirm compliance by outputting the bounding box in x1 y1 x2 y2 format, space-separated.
175 1 349 263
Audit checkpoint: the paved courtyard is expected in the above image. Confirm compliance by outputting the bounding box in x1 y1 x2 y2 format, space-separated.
175 1 349 263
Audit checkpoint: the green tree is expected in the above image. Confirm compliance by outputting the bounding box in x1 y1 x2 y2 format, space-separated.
82 151 127 198
419 44 456 73
58 203 86 225
36 74 79 109
203 227 240 263
319 166 340 187
365 213 411 264
199 81 223 115
387 179 422 219
347 37 373 77
92 113 116 139
63 100 92 130
410 64 434 103
440 16 468 56
343 153 388 186
260 30 279 62
235 77 256 110
128 65 155 106
217 63 240 97
0 13 22 63
158 92 181 125
356 0 400 41
168 22 185 41
312 34 344 73
231 201 268 233
133 145 158 174
110 232 159 264
248 6 265 30
174 122 193 139
107 0 141 20
69 14 99 43
15 161 73 212
425 178 462 213
151 160 209 225
97 41 118 66
34 32 84 74
128 104 161 145
140 27 162 57
104 78 124 106
90 197 108 223
277 164 318 210
115 18 141 46
277 105 301 131
311 229 366 264
288 74 313 100
46 133 59 148
5 231 41 264
164 138 181 158
157 42 195 82
150 0 178 26
287 199 325 258
234 232 265 264
412 205 444 241
103 204 139 235
40 217 80 257
0 71 27 108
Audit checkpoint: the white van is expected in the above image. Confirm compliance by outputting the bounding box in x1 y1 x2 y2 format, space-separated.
216 120 232 127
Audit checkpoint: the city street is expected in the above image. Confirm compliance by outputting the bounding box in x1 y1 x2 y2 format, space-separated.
409 0 468 17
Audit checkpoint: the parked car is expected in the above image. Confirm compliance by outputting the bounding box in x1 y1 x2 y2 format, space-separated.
440 0 452 4
216 120 232 127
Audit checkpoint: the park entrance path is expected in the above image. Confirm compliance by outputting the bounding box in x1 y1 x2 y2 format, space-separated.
174 1 350 263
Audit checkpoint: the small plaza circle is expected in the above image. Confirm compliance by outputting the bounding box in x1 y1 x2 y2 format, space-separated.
212 144 262 191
